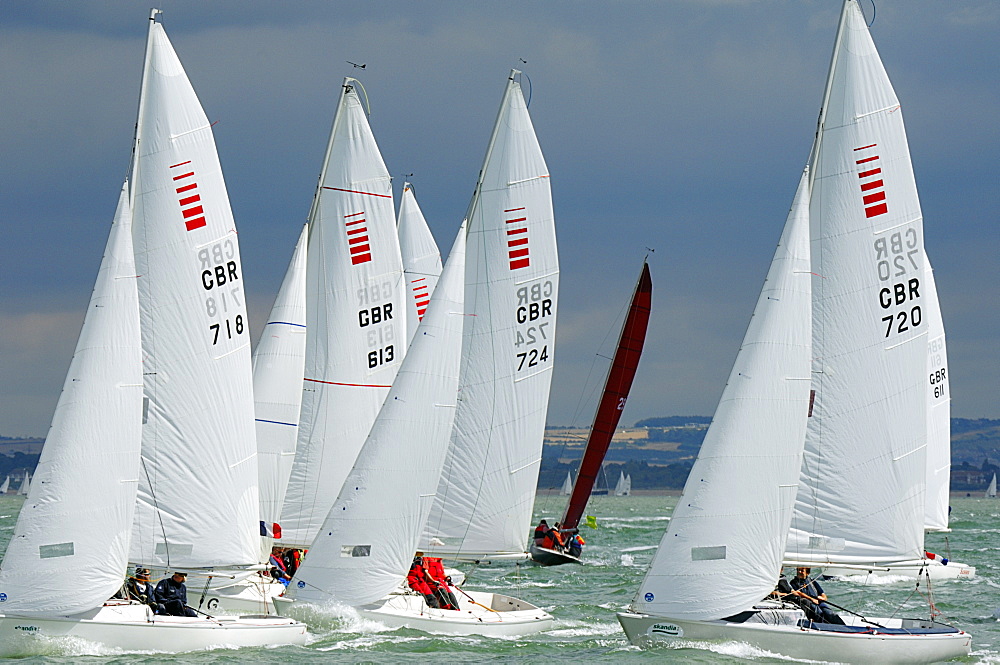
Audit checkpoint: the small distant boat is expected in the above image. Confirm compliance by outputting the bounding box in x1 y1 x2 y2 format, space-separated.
560 471 573 496
0 476 8 494
16 472 30 496
986 474 997 499
615 472 632 497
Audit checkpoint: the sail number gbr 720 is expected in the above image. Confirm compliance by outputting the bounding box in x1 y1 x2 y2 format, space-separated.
514 280 554 372
874 228 922 339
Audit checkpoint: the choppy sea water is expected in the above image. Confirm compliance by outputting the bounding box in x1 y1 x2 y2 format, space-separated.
1 493 998 663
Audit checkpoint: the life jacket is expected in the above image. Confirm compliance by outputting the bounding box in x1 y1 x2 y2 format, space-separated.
406 559 433 595
423 557 449 586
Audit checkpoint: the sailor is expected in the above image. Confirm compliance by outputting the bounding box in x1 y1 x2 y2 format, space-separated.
270 546 292 583
533 519 549 546
567 533 585 558
543 522 566 551
126 567 165 613
789 567 845 625
153 571 198 617
406 553 440 608
423 556 460 610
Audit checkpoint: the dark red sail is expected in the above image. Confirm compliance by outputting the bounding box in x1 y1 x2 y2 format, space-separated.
561 262 652 531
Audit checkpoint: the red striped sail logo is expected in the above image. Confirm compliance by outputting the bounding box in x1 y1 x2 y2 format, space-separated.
345 211 372 265
169 160 207 231
411 277 430 321
854 144 887 219
505 207 530 270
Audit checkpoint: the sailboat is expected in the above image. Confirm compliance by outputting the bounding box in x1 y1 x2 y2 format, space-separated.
620 2 971 660
560 471 573 496
615 472 632 497
16 473 30 496
124 9 304 645
0 477 8 495
398 182 442 347
531 262 651 566
279 76 407 552
419 69 559 565
986 474 997 499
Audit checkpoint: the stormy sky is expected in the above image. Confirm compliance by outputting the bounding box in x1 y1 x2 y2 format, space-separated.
1 1 997 436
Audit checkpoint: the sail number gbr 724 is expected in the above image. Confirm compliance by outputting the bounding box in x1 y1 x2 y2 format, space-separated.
514 279 554 372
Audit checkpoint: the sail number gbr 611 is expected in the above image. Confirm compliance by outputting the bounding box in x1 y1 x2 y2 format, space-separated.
514 280 554 372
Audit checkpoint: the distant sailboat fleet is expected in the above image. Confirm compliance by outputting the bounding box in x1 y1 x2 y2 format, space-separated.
2 1 980 660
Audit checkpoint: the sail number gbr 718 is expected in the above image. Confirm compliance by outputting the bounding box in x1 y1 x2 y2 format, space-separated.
514 279 554 372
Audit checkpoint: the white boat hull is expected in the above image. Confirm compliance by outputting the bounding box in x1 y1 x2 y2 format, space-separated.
0 601 307 653
822 559 976 581
618 608 971 664
357 589 553 637
188 574 291 615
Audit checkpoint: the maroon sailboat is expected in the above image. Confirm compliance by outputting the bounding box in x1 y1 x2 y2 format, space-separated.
531 261 652 565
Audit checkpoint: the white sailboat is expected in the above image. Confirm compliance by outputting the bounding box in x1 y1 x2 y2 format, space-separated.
124 10 304 644
398 182 442 347
614 471 630 497
781 1 972 585
16 473 30 496
560 471 573 496
0 476 8 494
420 69 559 564
986 474 997 499
279 77 407 551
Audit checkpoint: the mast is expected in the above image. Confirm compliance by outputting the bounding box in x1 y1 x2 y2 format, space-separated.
561 262 652 531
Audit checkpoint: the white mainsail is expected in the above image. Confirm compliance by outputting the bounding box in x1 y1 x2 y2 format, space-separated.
290 223 465 607
280 79 406 548
614 471 627 497
0 477 8 494
398 182 442 347
421 70 558 559
631 169 812 622
254 224 309 541
17 473 30 496
786 0 928 567
924 257 951 531
987 474 997 499
0 182 142 615
129 20 260 569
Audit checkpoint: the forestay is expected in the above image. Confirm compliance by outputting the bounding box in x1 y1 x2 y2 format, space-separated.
0 183 143 615
129 22 260 569
253 224 309 544
290 223 465 607
280 80 406 548
923 257 951 533
632 169 812 622
398 182 442 347
421 71 558 558
786 0 928 566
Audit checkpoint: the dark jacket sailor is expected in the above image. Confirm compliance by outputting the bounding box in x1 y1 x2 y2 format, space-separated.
789 567 844 625
153 571 198 617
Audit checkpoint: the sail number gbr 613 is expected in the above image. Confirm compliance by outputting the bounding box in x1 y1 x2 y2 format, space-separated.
514 279 554 372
